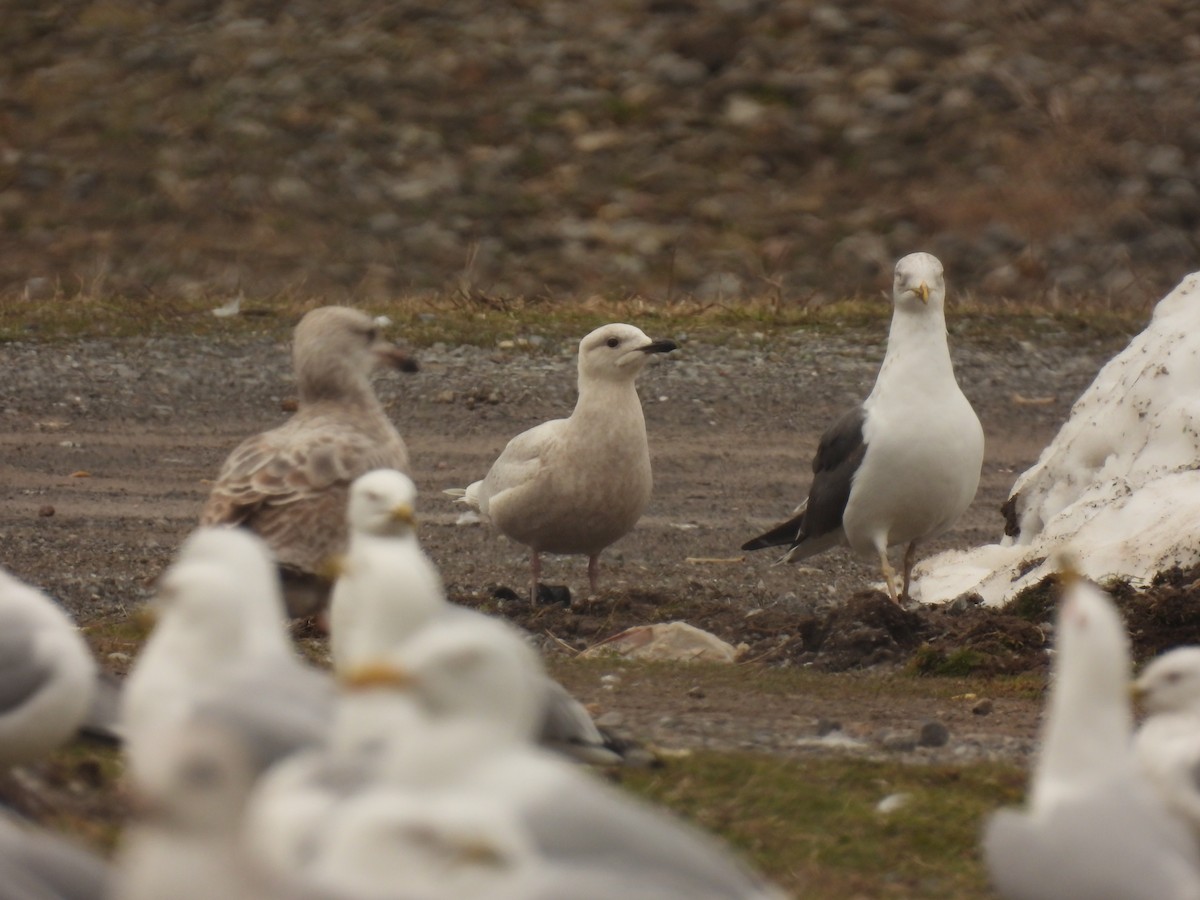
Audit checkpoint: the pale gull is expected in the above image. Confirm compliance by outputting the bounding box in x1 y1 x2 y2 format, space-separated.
113 716 281 900
742 252 984 603
1134 647 1200 834
200 306 418 617
982 573 1200 900
0 810 110 900
250 614 783 900
327 469 445 672
120 528 334 789
332 469 624 764
447 323 676 602
0 567 97 768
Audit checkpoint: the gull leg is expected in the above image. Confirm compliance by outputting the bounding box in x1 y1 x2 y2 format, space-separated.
877 545 899 603
587 555 600 595
530 551 542 606
901 541 919 601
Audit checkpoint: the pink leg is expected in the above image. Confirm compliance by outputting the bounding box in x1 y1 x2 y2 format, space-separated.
587 555 600 595
530 551 541 605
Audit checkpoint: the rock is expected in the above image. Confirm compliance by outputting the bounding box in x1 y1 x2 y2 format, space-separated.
918 720 950 747
972 698 994 716
879 729 918 752
582 621 741 663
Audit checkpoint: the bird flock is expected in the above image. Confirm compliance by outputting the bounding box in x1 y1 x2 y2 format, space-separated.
0 250 1185 897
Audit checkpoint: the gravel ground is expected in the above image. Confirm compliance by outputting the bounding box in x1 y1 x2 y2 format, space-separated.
0 317 1128 765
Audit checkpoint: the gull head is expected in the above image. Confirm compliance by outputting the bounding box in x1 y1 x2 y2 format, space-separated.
1134 647 1200 715
150 559 250 652
1055 574 1132 703
577 323 677 383
348 469 419 537
892 252 945 313
356 616 545 742
293 307 418 402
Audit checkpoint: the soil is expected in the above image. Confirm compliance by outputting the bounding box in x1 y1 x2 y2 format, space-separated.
4 319 1200 769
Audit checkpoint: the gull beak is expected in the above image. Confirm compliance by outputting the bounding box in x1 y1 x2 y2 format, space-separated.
376 345 420 374
317 554 348 581
339 662 414 691
914 282 930 304
639 339 678 355
390 503 417 527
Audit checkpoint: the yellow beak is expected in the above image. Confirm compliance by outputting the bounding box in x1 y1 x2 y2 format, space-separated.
391 503 416 527
915 282 930 304
339 662 414 691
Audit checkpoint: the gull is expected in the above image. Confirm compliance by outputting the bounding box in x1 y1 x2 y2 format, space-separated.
0 567 97 768
448 323 676 602
331 469 622 764
200 306 418 617
1134 647 1200 834
0 810 111 900
742 252 984 603
327 469 445 672
982 574 1200 900
121 528 335 789
249 615 783 900
113 716 280 900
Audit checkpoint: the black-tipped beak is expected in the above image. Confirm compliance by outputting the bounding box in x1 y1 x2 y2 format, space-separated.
639 339 678 355
377 345 420 373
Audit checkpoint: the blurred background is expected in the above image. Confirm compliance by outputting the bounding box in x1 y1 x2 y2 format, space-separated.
2 0 1198 308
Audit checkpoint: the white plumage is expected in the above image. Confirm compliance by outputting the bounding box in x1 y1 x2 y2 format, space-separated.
0 567 97 767
449 323 676 602
743 252 984 602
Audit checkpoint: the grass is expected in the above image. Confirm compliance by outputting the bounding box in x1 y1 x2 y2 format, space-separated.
0 284 1149 347
618 751 1024 898
26 723 1025 899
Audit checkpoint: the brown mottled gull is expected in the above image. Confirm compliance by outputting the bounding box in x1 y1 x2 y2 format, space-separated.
200 306 417 616
447 323 676 603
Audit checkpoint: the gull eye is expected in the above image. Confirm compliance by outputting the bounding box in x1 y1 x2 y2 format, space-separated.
605 337 620 348
365 328 379 342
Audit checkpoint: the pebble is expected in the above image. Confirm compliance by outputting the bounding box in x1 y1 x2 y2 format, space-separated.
918 720 951 747
972 698 995 716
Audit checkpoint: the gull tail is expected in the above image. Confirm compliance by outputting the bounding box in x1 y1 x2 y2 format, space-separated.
741 512 805 552
443 481 484 512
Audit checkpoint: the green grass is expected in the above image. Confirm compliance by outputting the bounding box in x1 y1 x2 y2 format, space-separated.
618 751 1024 898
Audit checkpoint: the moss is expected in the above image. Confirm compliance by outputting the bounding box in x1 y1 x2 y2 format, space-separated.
1002 572 1061 622
907 645 989 677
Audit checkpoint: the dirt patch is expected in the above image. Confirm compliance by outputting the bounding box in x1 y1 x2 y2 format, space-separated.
0 326 1162 768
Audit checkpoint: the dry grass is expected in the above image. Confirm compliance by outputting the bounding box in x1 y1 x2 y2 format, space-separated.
0 285 1149 347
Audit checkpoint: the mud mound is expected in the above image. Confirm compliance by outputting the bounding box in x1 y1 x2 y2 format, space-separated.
456 566 1200 676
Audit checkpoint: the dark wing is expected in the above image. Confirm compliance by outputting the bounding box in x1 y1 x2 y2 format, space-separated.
742 405 866 552
0 617 52 716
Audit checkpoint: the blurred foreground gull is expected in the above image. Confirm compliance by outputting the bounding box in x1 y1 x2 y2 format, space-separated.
982 573 1200 900
201 306 418 617
114 717 275 900
246 614 785 900
448 323 676 602
0 810 111 900
121 528 335 789
0 567 97 767
332 469 623 764
742 252 984 603
1134 647 1200 833
328 469 445 670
